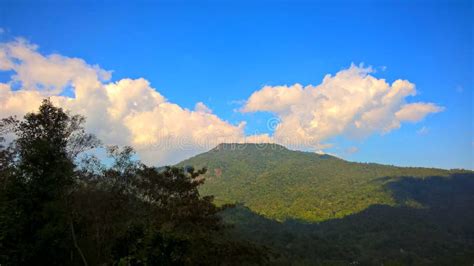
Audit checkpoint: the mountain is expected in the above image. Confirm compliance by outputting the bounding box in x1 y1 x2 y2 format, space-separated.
178 144 474 265
178 143 472 222
178 143 474 264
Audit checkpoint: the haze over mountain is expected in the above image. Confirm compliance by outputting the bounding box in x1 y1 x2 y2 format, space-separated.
178 143 472 222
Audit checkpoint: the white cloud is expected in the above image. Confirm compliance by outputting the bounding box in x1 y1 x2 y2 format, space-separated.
194 102 212 114
242 64 444 149
0 38 111 95
0 39 255 165
241 133 274 144
0 39 445 164
242 84 304 113
395 103 444 122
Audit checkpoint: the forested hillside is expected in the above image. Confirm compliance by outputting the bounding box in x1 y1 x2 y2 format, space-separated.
179 144 474 264
178 143 471 222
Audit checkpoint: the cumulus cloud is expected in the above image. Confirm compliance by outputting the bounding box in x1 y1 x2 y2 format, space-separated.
194 102 212 114
242 84 304 113
0 38 111 95
0 38 444 164
395 103 444 122
242 64 444 149
0 39 254 165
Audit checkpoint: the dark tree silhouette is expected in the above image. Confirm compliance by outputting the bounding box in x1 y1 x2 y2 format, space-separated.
0 99 267 266
0 99 96 265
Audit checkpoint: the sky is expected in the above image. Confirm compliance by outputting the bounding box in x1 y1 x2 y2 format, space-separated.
0 0 472 169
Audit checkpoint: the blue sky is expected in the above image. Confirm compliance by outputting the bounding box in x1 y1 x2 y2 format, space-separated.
0 0 472 169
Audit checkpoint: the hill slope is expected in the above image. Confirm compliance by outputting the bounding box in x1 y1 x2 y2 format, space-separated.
178 143 471 222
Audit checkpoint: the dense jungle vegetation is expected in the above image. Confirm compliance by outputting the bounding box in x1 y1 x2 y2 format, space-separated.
179 143 474 264
179 143 471 222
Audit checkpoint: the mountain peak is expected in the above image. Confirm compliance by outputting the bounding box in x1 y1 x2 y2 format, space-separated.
212 143 288 152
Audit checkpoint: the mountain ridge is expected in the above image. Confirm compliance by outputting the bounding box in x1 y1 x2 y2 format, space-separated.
178 143 472 222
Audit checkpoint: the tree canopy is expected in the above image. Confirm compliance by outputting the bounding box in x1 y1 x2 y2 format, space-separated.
0 99 266 265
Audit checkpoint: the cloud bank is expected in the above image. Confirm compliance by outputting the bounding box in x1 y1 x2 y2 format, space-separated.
0 39 443 164
0 39 253 164
242 64 443 148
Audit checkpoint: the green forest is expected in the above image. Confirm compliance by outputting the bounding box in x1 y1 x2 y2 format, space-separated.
1 100 473 265
179 145 474 265
178 143 471 221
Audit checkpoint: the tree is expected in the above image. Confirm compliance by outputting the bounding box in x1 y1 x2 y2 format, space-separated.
0 99 267 265
0 99 98 265
74 148 268 265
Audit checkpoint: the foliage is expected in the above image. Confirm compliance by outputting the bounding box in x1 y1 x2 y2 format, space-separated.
179 144 474 264
0 100 267 265
178 143 471 222
226 173 474 265
0 99 94 265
